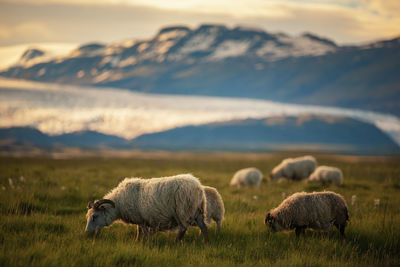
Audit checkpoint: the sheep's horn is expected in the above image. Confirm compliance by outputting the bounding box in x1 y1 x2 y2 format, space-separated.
94 199 115 209
87 201 95 210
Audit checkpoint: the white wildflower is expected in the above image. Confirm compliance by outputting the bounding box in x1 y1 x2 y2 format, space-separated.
351 195 356 206
61 186 66 191
19 176 25 183
252 195 258 200
8 178 14 189
374 198 380 206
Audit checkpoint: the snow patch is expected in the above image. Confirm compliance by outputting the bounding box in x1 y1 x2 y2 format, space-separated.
180 32 216 53
158 30 188 41
210 40 251 60
118 56 137 68
257 35 336 59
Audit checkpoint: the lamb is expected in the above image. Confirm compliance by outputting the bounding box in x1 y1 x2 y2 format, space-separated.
269 155 317 181
265 191 349 237
308 166 343 185
203 186 225 232
85 174 209 242
230 167 263 188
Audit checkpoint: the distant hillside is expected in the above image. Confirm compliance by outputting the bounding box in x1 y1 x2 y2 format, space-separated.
1 24 399 116
1 115 399 155
0 127 129 150
131 116 399 154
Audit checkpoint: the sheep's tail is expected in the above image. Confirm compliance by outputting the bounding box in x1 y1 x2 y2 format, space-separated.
345 206 349 221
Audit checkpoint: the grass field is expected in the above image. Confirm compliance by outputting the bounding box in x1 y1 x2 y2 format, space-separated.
0 154 399 266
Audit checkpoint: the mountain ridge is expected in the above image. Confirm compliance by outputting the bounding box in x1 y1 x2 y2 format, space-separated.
1 24 399 116
1 115 399 155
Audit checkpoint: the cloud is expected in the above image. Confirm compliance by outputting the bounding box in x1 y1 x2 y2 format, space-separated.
0 42 77 69
0 1 398 46
0 22 54 44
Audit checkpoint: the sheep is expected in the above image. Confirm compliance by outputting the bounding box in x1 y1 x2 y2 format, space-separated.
269 155 317 181
230 167 263 188
265 191 349 237
308 166 343 185
203 186 225 232
85 174 209 243
140 185 225 236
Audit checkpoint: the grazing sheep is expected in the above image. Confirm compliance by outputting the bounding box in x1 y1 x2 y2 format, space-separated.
308 166 343 185
85 174 208 242
230 167 263 188
265 191 349 237
203 186 225 232
141 185 225 236
270 155 317 181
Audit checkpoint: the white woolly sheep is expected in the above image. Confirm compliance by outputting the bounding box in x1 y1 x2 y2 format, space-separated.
265 191 349 237
269 155 317 181
308 166 343 185
85 174 208 242
203 186 225 232
230 167 263 188
144 185 225 235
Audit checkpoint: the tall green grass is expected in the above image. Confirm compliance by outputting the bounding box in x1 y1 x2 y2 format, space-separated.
0 155 399 266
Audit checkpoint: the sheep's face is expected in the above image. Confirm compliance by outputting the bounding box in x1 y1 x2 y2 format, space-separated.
85 199 115 234
269 171 281 182
265 212 283 232
85 208 108 234
307 176 317 183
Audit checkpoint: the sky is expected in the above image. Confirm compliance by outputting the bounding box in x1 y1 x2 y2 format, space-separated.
0 0 399 50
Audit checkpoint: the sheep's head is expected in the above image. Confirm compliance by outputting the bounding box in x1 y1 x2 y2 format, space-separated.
269 170 282 182
264 212 283 232
85 199 116 234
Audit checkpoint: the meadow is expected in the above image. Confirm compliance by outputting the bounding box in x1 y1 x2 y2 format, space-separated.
0 153 399 266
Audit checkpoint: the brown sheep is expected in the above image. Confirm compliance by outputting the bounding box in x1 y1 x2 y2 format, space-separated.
265 191 349 237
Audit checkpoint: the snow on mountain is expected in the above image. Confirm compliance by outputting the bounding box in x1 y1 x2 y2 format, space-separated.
210 40 251 60
1 77 399 148
156 26 190 41
69 43 107 57
256 34 336 60
3 24 338 71
179 28 218 54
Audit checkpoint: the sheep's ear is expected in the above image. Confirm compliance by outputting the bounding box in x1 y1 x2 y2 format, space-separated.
87 201 95 210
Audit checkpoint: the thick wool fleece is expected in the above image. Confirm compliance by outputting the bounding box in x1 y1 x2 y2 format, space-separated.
203 186 225 230
269 191 348 231
308 166 343 185
271 155 317 181
230 167 263 188
104 174 206 231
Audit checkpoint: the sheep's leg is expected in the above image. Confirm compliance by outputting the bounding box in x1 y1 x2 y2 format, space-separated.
175 226 187 243
338 224 346 237
140 225 151 241
216 220 221 233
196 213 209 243
333 222 346 237
136 225 143 241
295 226 306 237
